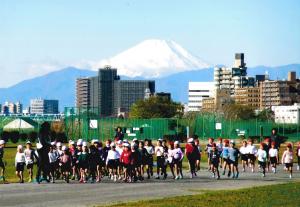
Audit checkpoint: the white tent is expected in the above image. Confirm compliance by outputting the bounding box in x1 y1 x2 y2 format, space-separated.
3 118 35 130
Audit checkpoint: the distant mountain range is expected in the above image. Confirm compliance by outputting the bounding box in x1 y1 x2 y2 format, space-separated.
1 64 300 111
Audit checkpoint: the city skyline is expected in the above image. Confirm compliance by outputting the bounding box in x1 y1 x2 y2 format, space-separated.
0 0 299 88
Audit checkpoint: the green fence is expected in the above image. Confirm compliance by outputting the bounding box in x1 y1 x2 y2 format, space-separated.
194 115 300 141
64 107 181 141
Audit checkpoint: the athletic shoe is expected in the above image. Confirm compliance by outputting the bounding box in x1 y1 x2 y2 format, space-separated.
227 171 231 177
289 174 292 179
217 176 220 180
235 172 239 179
232 173 235 179
114 175 117 182
222 171 225 175
179 175 183 179
155 175 160 179
175 176 179 180
297 166 300 171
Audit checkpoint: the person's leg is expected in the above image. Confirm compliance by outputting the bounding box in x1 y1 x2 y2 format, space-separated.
20 170 24 182
16 171 20 181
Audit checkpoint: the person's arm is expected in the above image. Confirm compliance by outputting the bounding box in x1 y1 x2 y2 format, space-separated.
281 151 286 164
15 153 17 167
106 151 110 165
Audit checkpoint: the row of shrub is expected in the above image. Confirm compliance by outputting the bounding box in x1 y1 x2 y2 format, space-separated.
0 130 68 144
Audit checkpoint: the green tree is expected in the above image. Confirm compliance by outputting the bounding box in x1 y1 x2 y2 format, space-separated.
223 104 255 120
129 96 183 119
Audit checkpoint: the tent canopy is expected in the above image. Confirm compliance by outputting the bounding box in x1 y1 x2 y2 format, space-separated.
3 118 37 130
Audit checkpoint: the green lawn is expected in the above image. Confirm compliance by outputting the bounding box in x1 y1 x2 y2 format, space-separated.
102 182 300 207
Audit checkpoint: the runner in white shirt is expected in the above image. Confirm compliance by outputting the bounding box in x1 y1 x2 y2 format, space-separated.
256 143 267 177
155 140 165 179
269 142 278 173
246 139 257 172
239 140 248 172
281 143 294 179
106 143 120 182
15 145 26 183
24 141 37 182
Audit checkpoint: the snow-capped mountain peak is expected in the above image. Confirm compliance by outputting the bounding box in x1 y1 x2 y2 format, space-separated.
94 39 210 78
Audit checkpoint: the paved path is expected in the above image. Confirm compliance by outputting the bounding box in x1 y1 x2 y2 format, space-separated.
0 167 299 207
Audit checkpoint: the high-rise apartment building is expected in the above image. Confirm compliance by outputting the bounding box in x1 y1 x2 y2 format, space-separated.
76 66 155 117
214 53 255 95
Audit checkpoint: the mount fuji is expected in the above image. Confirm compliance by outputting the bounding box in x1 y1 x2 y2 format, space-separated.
93 39 211 78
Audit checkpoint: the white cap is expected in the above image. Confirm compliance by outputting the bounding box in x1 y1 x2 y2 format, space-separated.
78 139 83 143
123 139 128 143
132 138 138 142
36 143 43 149
174 141 180 145
110 142 115 147
69 141 75 145
158 138 163 141
0 140 5 145
62 146 68 151
51 141 56 146
91 139 99 144
188 138 194 143
17 145 23 150
230 140 235 144
56 142 62 147
82 141 87 147
26 141 31 144
123 143 130 147
77 140 83 146
117 140 123 144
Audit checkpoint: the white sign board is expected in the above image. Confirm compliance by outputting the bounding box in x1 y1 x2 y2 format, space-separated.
89 120 98 129
215 123 222 130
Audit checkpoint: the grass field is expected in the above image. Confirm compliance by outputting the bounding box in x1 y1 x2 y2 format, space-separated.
102 182 300 207
1 142 298 183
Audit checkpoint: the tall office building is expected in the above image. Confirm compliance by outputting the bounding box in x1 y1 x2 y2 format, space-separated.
76 66 155 117
30 98 59 114
15 101 23 114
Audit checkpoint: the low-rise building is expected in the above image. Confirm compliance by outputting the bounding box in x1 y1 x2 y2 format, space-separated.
202 89 233 112
30 98 59 114
188 82 214 111
234 87 260 108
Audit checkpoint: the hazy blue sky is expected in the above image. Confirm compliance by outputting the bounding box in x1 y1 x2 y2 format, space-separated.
0 0 299 87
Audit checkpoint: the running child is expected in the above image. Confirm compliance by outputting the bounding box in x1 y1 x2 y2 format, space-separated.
120 143 132 182
155 140 166 179
173 141 184 179
48 145 58 183
167 142 175 179
15 145 26 183
239 140 248 172
194 139 202 172
138 141 149 179
106 142 120 182
0 140 6 182
256 143 267 177
24 141 37 182
228 140 240 179
246 139 257 173
216 138 223 167
205 138 214 171
296 142 300 171
281 143 294 179
221 139 231 176
144 139 154 179
209 143 220 179
60 146 71 183
77 143 89 183
185 138 197 178
269 141 278 173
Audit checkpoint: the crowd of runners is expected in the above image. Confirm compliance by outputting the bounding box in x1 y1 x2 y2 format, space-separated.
0 132 299 184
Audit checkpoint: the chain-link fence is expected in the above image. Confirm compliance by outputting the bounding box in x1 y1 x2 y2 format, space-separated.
194 114 300 141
